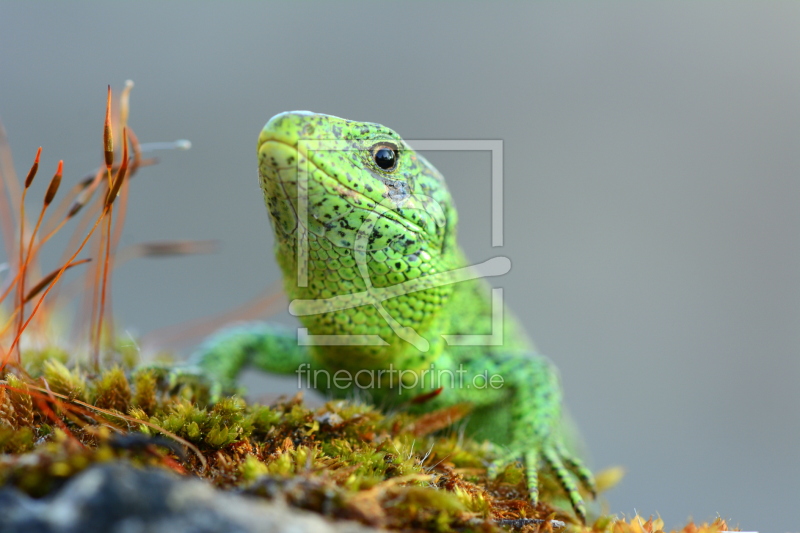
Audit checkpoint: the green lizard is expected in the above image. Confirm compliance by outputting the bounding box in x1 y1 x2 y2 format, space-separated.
190 111 596 522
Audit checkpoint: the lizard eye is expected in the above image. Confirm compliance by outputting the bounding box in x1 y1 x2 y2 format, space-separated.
370 143 399 171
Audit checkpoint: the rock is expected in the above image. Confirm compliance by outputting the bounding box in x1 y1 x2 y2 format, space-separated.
0 462 378 533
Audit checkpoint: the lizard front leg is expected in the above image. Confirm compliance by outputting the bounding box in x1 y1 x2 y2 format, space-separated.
451 352 596 524
166 323 312 399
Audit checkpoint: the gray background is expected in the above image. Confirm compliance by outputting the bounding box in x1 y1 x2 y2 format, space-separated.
1 2 798 531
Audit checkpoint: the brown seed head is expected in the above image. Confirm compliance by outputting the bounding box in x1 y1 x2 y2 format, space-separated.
104 85 114 169
24 147 42 189
44 160 63 206
105 128 129 207
24 258 92 303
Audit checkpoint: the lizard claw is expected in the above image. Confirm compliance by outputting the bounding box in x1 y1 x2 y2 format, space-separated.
489 440 595 524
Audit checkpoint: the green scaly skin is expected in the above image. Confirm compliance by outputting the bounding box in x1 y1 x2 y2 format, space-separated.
191 111 596 522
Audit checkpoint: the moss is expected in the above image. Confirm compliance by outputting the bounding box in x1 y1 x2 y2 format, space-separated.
0 426 35 454
40 360 88 402
131 369 158 415
0 356 744 531
2 374 35 429
92 366 132 412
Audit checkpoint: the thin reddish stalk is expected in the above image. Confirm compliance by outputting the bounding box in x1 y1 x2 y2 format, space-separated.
93 210 112 367
110 128 140 252
24 259 92 304
52 181 104 308
94 127 128 367
35 397 80 441
39 178 89 238
13 201 24 362
40 378 96 437
3 201 111 369
91 85 115 362
89 210 106 364
16 156 54 359
43 155 154 240
13 154 40 362
49 161 151 313
56 168 121 322
12 179 86 293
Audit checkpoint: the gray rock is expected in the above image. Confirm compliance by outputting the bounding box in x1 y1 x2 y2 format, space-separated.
0 462 378 533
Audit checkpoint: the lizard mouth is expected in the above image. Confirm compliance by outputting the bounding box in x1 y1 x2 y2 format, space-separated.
257 132 378 210
257 132 427 250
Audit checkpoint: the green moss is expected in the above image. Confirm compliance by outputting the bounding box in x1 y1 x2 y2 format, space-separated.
0 426 34 454
92 366 131 412
41 360 88 402
131 369 158 415
0 348 742 532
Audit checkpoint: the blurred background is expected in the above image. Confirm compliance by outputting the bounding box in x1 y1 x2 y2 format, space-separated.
1 3 798 531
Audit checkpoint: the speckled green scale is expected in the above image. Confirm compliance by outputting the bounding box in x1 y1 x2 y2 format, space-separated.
192 111 596 523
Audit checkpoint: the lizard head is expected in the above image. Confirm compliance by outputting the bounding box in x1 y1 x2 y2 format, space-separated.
257 112 461 368
257 111 456 256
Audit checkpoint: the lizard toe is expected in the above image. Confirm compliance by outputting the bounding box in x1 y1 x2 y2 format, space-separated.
542 446 589 524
